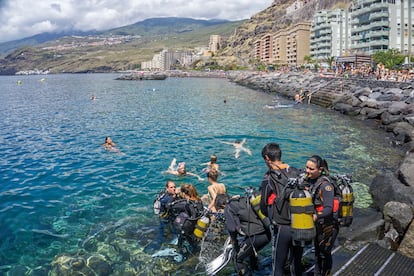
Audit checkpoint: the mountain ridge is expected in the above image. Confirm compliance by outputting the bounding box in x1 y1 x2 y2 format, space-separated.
0 17 243 74
0 17 233 55
0 1 352 74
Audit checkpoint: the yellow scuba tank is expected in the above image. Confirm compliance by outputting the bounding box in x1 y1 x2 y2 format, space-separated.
250 195 265 219
290 187 315 246
339 184 354 227
193 215 210 239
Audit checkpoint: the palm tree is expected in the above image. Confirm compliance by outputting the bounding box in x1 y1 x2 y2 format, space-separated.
325 56 336 69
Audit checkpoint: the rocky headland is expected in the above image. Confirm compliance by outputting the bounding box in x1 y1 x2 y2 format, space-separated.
227 70 414 259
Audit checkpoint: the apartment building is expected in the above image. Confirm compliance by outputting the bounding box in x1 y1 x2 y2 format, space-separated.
209 35 222 53
388 0 413 56
350 0 414 55
141 49 195 70
253 39 263 62
310 9 350 60
253 34 274 63
253 22 311 66
273 30 288 64
285 22 311 65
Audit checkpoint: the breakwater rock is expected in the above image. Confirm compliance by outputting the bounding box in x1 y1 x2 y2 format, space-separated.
227 71 414 258
115 72 167 80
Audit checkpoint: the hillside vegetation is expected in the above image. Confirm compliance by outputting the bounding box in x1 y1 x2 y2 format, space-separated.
0 18 243 74
0 0 351 74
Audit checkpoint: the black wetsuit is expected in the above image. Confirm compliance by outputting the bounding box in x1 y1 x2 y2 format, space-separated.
157 192 176 243
169 198 204 255
224 195 271 275
309 176 339 276
260 168 303 276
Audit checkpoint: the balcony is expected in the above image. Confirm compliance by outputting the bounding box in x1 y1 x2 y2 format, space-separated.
370 2 389 11
369 11 388 20
368 30 389 38
369 21 388 29
370 39 389 47
320 29 332 35
352 6 371 17
355 41 371 48
352 25 372 33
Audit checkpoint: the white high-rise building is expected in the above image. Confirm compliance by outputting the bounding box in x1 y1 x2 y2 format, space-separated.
350 0 414 55
388 0 414 56
310 9 350 60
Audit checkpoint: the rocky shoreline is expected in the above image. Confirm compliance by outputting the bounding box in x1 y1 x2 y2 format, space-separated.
226 70 414 259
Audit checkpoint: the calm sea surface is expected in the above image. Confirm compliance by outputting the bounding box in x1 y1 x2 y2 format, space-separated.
0 73 403 273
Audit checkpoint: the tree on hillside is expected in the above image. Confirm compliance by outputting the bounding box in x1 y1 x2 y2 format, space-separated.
372 49 405 69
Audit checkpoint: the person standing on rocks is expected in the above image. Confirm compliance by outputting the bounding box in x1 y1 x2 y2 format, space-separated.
259 142 303 276
305 155 339 276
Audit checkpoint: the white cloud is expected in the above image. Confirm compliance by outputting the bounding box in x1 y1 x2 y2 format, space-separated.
0 0 273 43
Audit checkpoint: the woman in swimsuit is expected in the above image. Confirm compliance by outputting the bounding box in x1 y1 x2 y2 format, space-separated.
206 169 226 212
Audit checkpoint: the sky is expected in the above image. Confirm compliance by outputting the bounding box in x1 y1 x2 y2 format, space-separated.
0 0 274 43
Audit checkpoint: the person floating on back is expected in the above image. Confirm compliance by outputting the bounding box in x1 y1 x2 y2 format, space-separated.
220 138 252 159
166 158 204 181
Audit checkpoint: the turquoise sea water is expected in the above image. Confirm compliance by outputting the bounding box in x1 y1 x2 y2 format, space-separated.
0 74 403 273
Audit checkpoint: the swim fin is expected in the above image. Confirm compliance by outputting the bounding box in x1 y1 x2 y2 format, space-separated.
205 237 233 275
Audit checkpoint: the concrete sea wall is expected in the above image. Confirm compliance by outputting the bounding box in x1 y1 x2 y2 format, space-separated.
227 70 414 258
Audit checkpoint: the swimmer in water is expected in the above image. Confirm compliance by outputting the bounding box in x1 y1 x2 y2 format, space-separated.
220 138 252 159
166 158 204 181
201 154 225 176
102 136 119 152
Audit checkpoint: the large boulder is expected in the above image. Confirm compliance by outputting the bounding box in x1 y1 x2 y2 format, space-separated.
333 103 361 116
360 107 385 119
369 171 414 211
354 87 372 97
388 101 410 115
381 111 404 125
397 152 414 187
388 121 414 143
398 221 414 259
379 201 413 250
383 201 413 236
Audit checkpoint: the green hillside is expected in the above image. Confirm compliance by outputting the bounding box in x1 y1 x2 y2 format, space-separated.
0 18 244 74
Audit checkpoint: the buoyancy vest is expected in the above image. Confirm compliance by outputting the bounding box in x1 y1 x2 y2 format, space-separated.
225 196 267 236
170 198 204 236
313 175 354 226
260 167 301 225
312 176 338 220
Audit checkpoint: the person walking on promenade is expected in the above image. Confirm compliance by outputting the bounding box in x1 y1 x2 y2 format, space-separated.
259 142 303 276
305 155 339 276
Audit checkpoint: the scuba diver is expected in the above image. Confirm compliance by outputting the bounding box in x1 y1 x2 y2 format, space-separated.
223 187 271 275
259 142 304 276
154 180 178 247
305 155 339 276
169 184 205 257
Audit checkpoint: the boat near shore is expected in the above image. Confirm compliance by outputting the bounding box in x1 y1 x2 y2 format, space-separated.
116 71 167 81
